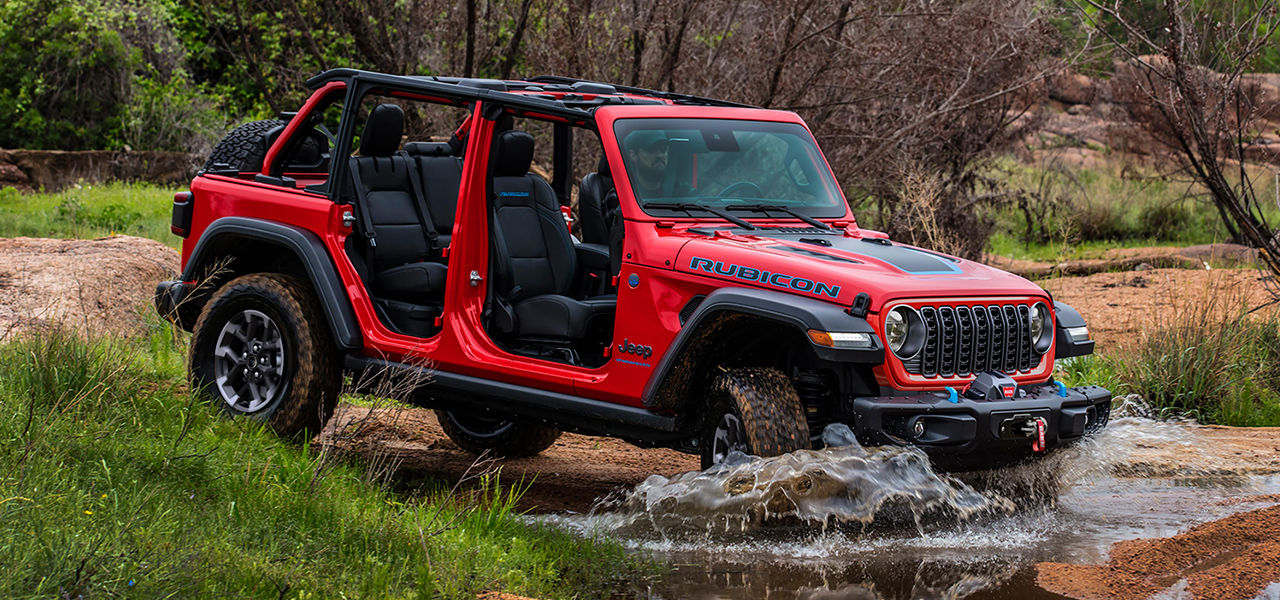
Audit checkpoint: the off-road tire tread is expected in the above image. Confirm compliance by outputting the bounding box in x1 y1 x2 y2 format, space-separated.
434 409 562 458
203 119 285 172
190 273 340 438
703 367 810 468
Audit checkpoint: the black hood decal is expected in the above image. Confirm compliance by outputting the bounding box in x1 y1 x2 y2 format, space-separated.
756 232 962 274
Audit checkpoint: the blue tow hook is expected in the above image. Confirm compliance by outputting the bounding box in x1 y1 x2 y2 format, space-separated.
1055 381 1068 398
944 386 959 403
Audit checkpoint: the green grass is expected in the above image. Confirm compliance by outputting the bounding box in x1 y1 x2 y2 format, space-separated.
0 318 650 598
0 183 179 248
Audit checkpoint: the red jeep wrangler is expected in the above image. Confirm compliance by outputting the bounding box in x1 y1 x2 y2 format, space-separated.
156 69 1109 470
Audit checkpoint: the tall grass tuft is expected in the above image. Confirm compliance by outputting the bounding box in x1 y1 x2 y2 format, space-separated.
1061 277 1280 426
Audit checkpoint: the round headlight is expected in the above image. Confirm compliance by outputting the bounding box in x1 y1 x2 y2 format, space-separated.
885 306 925 359
886 309 907 354
1031 302 1052 353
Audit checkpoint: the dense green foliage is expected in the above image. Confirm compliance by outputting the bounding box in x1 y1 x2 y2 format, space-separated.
0 0 225 152
0 317 648 597
1048 0 1280 74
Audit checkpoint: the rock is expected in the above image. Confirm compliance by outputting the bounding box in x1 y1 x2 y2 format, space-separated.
1049 72 1096 106
0 236 180 342
1178 243 1259 267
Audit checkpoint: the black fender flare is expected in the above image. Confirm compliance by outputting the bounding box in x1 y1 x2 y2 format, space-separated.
642 287 883 411
182 216 362 349
1053 301 1094 358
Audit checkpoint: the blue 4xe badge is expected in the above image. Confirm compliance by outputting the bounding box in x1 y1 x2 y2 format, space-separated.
688 256 841 299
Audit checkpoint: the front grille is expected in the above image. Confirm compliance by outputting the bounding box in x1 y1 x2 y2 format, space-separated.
901 303 1039 378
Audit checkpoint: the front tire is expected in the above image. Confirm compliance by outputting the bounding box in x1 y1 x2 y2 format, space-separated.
190 273 340 438
700 367 811 469
434 409 561 458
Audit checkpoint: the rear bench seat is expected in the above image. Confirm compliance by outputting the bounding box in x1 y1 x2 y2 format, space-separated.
347 106 464 338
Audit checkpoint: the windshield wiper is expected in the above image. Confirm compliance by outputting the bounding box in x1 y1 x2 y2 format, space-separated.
726 204 833 230
644 202 757 230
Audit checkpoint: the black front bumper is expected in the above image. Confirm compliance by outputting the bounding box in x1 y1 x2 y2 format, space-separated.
842 382 1111 469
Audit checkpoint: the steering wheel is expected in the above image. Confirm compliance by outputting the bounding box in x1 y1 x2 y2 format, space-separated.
718 181 764 198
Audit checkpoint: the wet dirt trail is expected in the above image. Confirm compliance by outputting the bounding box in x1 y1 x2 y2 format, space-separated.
323 402 1280 600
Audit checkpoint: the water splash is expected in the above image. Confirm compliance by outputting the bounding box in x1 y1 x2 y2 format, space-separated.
565 424 1013 539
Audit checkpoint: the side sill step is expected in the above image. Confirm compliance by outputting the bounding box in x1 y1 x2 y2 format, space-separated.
343 355 680 441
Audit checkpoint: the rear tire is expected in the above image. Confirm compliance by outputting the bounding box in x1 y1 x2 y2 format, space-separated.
203 119 285 172
434 409 561 458
700 367 811 469
189 273 341 438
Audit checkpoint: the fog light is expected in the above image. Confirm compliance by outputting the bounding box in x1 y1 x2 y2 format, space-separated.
913 420 926 438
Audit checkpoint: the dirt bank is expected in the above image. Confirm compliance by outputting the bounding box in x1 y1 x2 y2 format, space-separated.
0 149 197 193
986 243 1260 279
1040 267 1277 348
0 235 179 342
1037 500 1280 600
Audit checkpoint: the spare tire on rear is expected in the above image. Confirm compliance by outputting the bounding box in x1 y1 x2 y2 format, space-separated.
203 119 286 173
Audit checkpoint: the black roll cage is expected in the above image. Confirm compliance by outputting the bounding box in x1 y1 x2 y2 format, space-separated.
311 69 597 208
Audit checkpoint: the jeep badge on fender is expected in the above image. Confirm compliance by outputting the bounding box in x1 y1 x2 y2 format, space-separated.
618 339 653 358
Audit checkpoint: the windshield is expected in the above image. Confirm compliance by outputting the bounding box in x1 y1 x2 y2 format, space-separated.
613 118 847 219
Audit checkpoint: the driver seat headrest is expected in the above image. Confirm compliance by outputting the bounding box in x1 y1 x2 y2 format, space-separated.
493 130 534 177
359 104 404 157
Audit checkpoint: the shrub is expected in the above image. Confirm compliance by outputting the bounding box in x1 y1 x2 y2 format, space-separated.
1138 201 1194 240
1069 197 1134 241
0 0 133 150
1103 279 1280 426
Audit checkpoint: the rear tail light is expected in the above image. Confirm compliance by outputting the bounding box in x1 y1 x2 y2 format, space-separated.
171 191 193 237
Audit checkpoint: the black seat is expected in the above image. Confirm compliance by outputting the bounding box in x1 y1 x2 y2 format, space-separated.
578 156 616 246
489 130 615 340
348 104 447 303
578 156 624 276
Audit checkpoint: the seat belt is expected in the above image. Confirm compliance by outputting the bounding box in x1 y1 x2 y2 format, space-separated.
403 155 441 255
346 159 380 275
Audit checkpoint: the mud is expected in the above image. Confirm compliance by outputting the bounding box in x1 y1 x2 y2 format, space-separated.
1037 504 1280 600
319 404 697 513
321 402 1280 515
324 404 1280 599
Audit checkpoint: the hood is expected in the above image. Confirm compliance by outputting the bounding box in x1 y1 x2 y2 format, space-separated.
671 227 1046 312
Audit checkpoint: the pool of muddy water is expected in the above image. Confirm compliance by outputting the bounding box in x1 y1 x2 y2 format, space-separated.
540 411 1280 599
